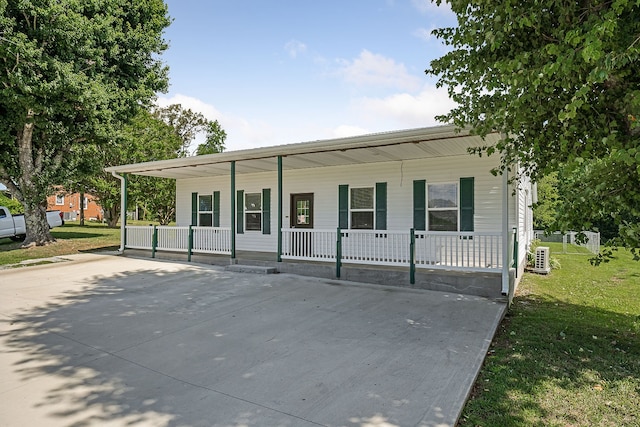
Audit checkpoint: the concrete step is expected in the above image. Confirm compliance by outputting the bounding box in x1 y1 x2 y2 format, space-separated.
225 264 278 274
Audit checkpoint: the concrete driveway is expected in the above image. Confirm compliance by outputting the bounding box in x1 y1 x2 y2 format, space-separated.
0 253 506 427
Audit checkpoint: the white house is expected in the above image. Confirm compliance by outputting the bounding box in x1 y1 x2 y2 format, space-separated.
106 125 534 300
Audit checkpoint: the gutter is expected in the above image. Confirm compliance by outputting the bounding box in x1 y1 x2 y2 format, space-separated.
110 171 126 253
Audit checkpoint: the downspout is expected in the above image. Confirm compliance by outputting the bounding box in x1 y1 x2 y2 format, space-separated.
501 168 510 296
111 171 127 253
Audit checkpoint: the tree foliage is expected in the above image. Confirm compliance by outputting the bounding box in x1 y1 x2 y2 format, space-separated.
0 0 170 245
89 108 181 227
428 0 640 259
196 120 227 155
153 104 208 157
532 173 560 231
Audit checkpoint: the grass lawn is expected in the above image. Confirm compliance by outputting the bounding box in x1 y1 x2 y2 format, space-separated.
0 222 121 266
460 243 640 426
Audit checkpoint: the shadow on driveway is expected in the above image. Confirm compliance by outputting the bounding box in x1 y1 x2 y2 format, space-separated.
0 254 506 427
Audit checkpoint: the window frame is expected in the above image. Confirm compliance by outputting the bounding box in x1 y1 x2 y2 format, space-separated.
244 192 262 232
349 186 375 230
55 194 64 206
427 182 459 232
198 194 213 227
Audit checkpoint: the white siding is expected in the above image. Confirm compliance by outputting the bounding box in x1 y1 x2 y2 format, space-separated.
176 154 507 253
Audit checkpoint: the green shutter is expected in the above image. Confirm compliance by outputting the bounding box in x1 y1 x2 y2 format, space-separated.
236 190 244 234
213 191 220 227
413 180 426 231
460 177 474 231
191 192 198 226
375 182 387 230
262 188 271 234
338 185 349 229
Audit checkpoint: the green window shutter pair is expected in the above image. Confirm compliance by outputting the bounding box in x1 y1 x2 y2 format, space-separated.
191 191 221 226
412 178 474 231
236 189 271 234
337 183 387 230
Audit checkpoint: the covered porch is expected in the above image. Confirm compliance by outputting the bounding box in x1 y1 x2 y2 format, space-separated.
106 126 518 299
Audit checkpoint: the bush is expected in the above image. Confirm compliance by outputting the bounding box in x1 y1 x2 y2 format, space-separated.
0 193 23 215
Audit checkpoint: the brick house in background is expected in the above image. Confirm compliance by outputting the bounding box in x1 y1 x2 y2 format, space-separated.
47 190 103 222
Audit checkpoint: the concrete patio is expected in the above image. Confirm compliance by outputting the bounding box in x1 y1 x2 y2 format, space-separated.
0 253 506 427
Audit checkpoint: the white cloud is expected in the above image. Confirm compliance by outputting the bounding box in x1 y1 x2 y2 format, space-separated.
336 50 422 91
353 84 456 128
284 40 307 58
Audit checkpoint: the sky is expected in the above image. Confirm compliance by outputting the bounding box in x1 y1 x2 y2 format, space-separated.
157 0 458 152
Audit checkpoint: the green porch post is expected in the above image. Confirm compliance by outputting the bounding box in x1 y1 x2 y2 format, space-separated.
409 228 416 285
123 173 128 247
336 227 342 278
151 225 158 258
277 155 283 262
230 161 236 259
188 225 193 262
512 227 519 277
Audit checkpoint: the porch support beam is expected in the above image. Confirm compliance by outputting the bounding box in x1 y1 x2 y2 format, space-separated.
231 161 236 259
277 155 283 262
110 171 127 252
501 169 510 295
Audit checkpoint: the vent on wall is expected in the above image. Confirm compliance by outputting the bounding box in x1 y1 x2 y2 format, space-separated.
534 246 550 274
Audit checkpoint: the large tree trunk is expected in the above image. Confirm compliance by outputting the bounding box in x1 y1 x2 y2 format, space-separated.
17 114 55 247
79 190 85 226
106 205 119 228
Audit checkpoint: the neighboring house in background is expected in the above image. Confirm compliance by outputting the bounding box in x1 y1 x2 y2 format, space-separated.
106 125 534 301
47 190 103 222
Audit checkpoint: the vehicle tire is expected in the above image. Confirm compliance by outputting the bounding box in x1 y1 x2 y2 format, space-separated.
10 235 26 242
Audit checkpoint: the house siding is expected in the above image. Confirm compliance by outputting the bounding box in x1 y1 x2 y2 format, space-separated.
176 154 507 254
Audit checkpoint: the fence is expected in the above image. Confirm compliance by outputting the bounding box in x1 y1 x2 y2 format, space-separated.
534 230 601 255
126 226 508 280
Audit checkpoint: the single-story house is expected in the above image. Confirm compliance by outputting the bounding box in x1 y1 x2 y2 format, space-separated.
105 125 534 300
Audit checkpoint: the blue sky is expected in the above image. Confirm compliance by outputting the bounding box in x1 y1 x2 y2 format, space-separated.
158 0 458 151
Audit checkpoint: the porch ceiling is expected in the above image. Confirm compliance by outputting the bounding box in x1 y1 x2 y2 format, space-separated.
105 125 502 179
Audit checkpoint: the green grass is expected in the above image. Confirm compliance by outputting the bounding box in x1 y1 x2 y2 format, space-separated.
0 222 121 266
460 246 640 426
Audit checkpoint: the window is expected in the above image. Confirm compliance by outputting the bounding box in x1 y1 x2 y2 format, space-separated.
55 194 64 205
245 192 262 231
428 183 458 231
83 197 88 210
350 187 374 229
198 194 213 226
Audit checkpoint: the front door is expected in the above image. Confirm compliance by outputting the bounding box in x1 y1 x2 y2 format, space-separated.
290 193 314 257
290 193 314 228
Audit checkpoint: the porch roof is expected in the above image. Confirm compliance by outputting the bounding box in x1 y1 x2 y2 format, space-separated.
105 125 501 179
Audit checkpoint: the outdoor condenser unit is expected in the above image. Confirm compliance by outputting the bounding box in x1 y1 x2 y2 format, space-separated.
534 246 550 274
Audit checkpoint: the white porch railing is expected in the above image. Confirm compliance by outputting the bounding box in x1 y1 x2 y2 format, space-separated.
281 228 504 272
157 226 189 252
414 232 503 271
125 226 154 249
125 226 505 273
341 230 412 266
124 225 232 255
192 226 232 254
281 228 336 261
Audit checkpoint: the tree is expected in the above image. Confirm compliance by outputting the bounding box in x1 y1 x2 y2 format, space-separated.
89 108 182 227
532 173 560 231
153 104 208 157
428 0 640 260
196 120 227 155
0 0 170 246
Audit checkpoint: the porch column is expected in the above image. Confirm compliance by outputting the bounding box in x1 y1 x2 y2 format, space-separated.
277 155 283 262
502 169 510 295
122 173 128 247
231 161 236 259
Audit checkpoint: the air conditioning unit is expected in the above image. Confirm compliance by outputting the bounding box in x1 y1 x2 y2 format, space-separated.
534 246 550 274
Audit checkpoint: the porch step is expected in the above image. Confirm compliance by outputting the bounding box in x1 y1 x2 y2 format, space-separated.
225 264 278 275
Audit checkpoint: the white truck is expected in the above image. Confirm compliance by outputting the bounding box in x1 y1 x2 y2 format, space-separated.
0 206 64 241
